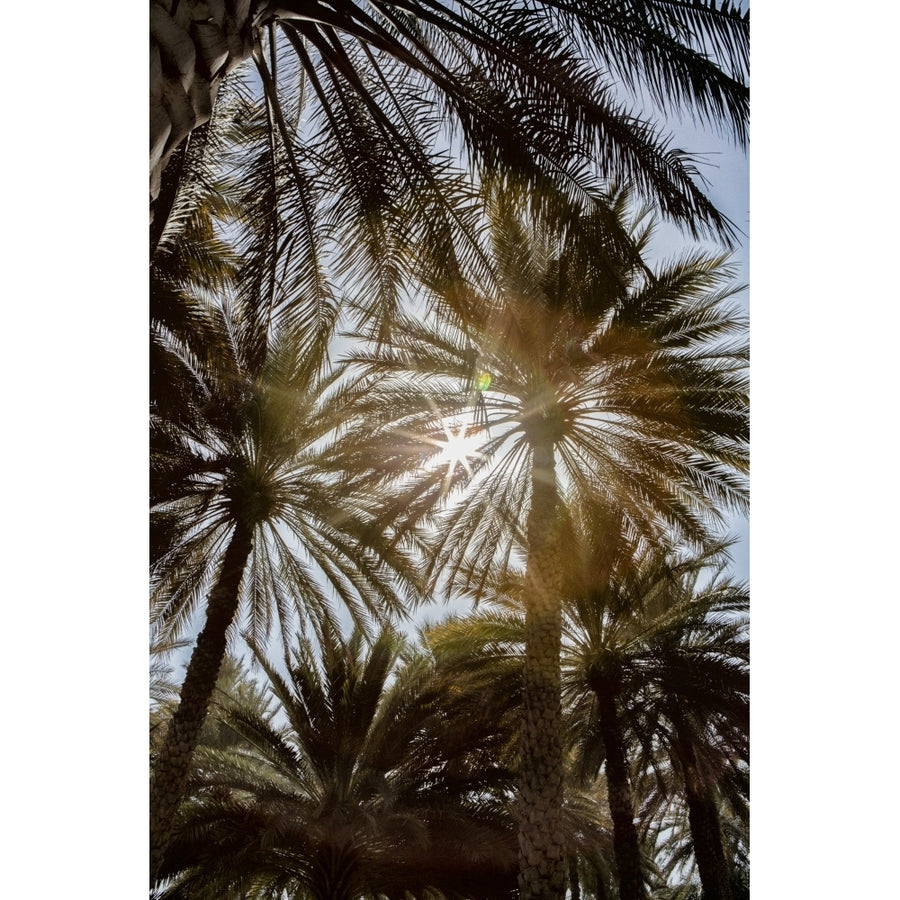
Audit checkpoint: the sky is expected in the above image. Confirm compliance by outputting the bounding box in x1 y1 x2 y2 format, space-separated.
5 4 900 898
645 120 750 584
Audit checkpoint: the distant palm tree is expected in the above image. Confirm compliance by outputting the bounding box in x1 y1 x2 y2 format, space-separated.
344 188 748 898
643 776 749 900
149 252 424 883
565 533 748 900
150 634 192 711
634 577 749 900
156 624 522 899
151 650 276 766
151 0 749 251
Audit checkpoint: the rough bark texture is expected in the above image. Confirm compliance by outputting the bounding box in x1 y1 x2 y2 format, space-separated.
674 722 734 900
594 689 647 900
518 440 566 900
150 0 258 217
149 522 253 886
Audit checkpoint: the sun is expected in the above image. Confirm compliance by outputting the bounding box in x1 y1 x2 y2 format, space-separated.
433 421 485 480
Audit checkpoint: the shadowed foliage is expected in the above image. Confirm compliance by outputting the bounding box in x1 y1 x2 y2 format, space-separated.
154 625 522 899
149 204 427 883
425 609 621 900
421 527 749 900
149 5 750 894
564 530 748 900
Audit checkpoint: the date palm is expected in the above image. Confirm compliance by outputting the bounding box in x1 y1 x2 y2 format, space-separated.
343 187 748 898
565 533 749 900
155 624 522 899
635 577 749 900
424 526 748 900
425 607 621 900
151 634 193 711
642 774 749 900
149 253 425 885
151 649 276 766
151 0 749 255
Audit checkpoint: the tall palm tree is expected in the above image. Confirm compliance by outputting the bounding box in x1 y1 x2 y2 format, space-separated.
151 0 749 250
156 624 522 899
565 534 749 900
341 188 748 898
149 248 425 884
425 607 621 900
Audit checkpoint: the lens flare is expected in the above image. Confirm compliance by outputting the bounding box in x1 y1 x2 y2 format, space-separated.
434 421 485 482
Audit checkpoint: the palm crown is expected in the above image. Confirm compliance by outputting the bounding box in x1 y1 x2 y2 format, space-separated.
337 186 748 897
151 294 422 646
157 625 523 899
345 188 749 592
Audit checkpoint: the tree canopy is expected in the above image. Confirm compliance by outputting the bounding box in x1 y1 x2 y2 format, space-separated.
149 3 749 897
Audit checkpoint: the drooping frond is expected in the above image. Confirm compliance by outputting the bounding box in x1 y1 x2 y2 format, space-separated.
151 0 749 258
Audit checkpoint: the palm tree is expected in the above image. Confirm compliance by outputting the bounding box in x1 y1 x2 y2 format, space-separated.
155 624 522 899
151 649 276 765
149 247 426 884
150 0 749 258
564 534 749 900
151 634 192 711
643 774 749 900
635 576 749 900
342 188 748 898
425 607 621 900
423 527 748 900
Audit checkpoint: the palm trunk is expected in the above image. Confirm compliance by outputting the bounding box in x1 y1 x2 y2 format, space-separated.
150 0 259 218
593 688 646 900
568 856 581 900
518 439 566 900
150 522 253 886
673 721 733 900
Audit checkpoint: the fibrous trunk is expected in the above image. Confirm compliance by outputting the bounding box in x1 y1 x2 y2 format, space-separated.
675 724 734 900
150 0 258 217
149 522 253 886
594 689 647 900
517 440 566 899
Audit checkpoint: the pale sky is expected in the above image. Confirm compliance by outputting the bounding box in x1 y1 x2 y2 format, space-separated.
645 120 750 584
